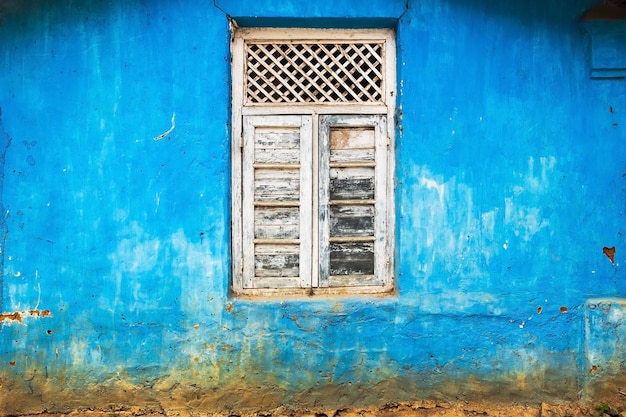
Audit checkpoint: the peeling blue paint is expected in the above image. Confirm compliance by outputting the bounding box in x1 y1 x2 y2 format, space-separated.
0 0 625 413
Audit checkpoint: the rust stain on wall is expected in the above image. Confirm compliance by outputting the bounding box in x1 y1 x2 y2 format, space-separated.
0 312 22 322
603 246 616 263
0 309 52 322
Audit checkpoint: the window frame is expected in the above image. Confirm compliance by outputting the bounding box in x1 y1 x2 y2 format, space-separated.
231 27 396 297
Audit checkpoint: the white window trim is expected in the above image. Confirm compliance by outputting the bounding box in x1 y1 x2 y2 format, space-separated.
231 27 396 297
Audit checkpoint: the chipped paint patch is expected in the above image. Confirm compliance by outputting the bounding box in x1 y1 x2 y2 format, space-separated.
153 112 176 141
0 309 51 323
603 246 616 263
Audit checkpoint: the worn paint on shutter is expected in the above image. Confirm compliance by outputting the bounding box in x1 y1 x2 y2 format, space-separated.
242 115 312 289
254 207 300 239
329 167 375 200
329 205 375 237
318 115 387 288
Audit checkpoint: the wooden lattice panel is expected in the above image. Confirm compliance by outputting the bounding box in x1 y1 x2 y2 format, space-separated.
245 42 384 104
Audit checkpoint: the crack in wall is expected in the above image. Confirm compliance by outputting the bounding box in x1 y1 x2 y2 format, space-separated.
0 106 13 312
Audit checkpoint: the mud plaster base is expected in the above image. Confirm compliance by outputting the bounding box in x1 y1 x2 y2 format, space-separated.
0 370 586 416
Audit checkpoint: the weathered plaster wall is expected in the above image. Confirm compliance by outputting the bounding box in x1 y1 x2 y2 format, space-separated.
0 0 624 414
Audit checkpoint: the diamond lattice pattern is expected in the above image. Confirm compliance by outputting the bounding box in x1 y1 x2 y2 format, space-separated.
245 42 384 104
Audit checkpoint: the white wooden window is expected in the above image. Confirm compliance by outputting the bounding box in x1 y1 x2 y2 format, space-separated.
231 28 396 296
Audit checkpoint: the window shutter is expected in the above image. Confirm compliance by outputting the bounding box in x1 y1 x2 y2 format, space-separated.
318 115 389 288
242 115 313 289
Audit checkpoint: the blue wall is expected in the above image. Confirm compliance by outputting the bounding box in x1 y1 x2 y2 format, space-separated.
0 0 624 413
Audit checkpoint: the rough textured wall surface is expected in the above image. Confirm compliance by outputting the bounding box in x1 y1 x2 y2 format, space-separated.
0 0 624 414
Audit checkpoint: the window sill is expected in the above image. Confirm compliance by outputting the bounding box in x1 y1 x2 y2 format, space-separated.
231 284 396 300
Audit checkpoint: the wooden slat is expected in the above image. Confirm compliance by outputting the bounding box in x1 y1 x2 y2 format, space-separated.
254 243 300 278
255 206 299 224
254 206 300 240
328 274 381 287
254 168 300 202
329 199 376 205
329 161 376 168
254 239 300 245
329 204 375 238
330 149 375 163
253 163 301 169
329 166 375 200
242 105 390 116
253 277 302 288
253 127 301 147
330 128 375 150
329 241 375 276
254 151 300 164
329 236 376 243
254 201 300 207
254 127 301 164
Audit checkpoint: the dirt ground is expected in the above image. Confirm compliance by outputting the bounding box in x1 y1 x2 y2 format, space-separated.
12 395 626 417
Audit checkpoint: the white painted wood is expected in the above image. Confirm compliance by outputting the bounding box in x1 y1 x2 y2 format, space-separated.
329 205 375 238
329 274 378 287
382 27 397 294
329 199 376 205
254 201 301 207
254 207 300 240
242 105 389 116
373 115 389 288
234 27 395 43
241 115 312 290
235 28 394 106
231 25 245 293
241 116 257 289
330 128 375 150
318 115 391 289
311 113 320 289
318 118 330 286
329 236 376 242
298 116 313 289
